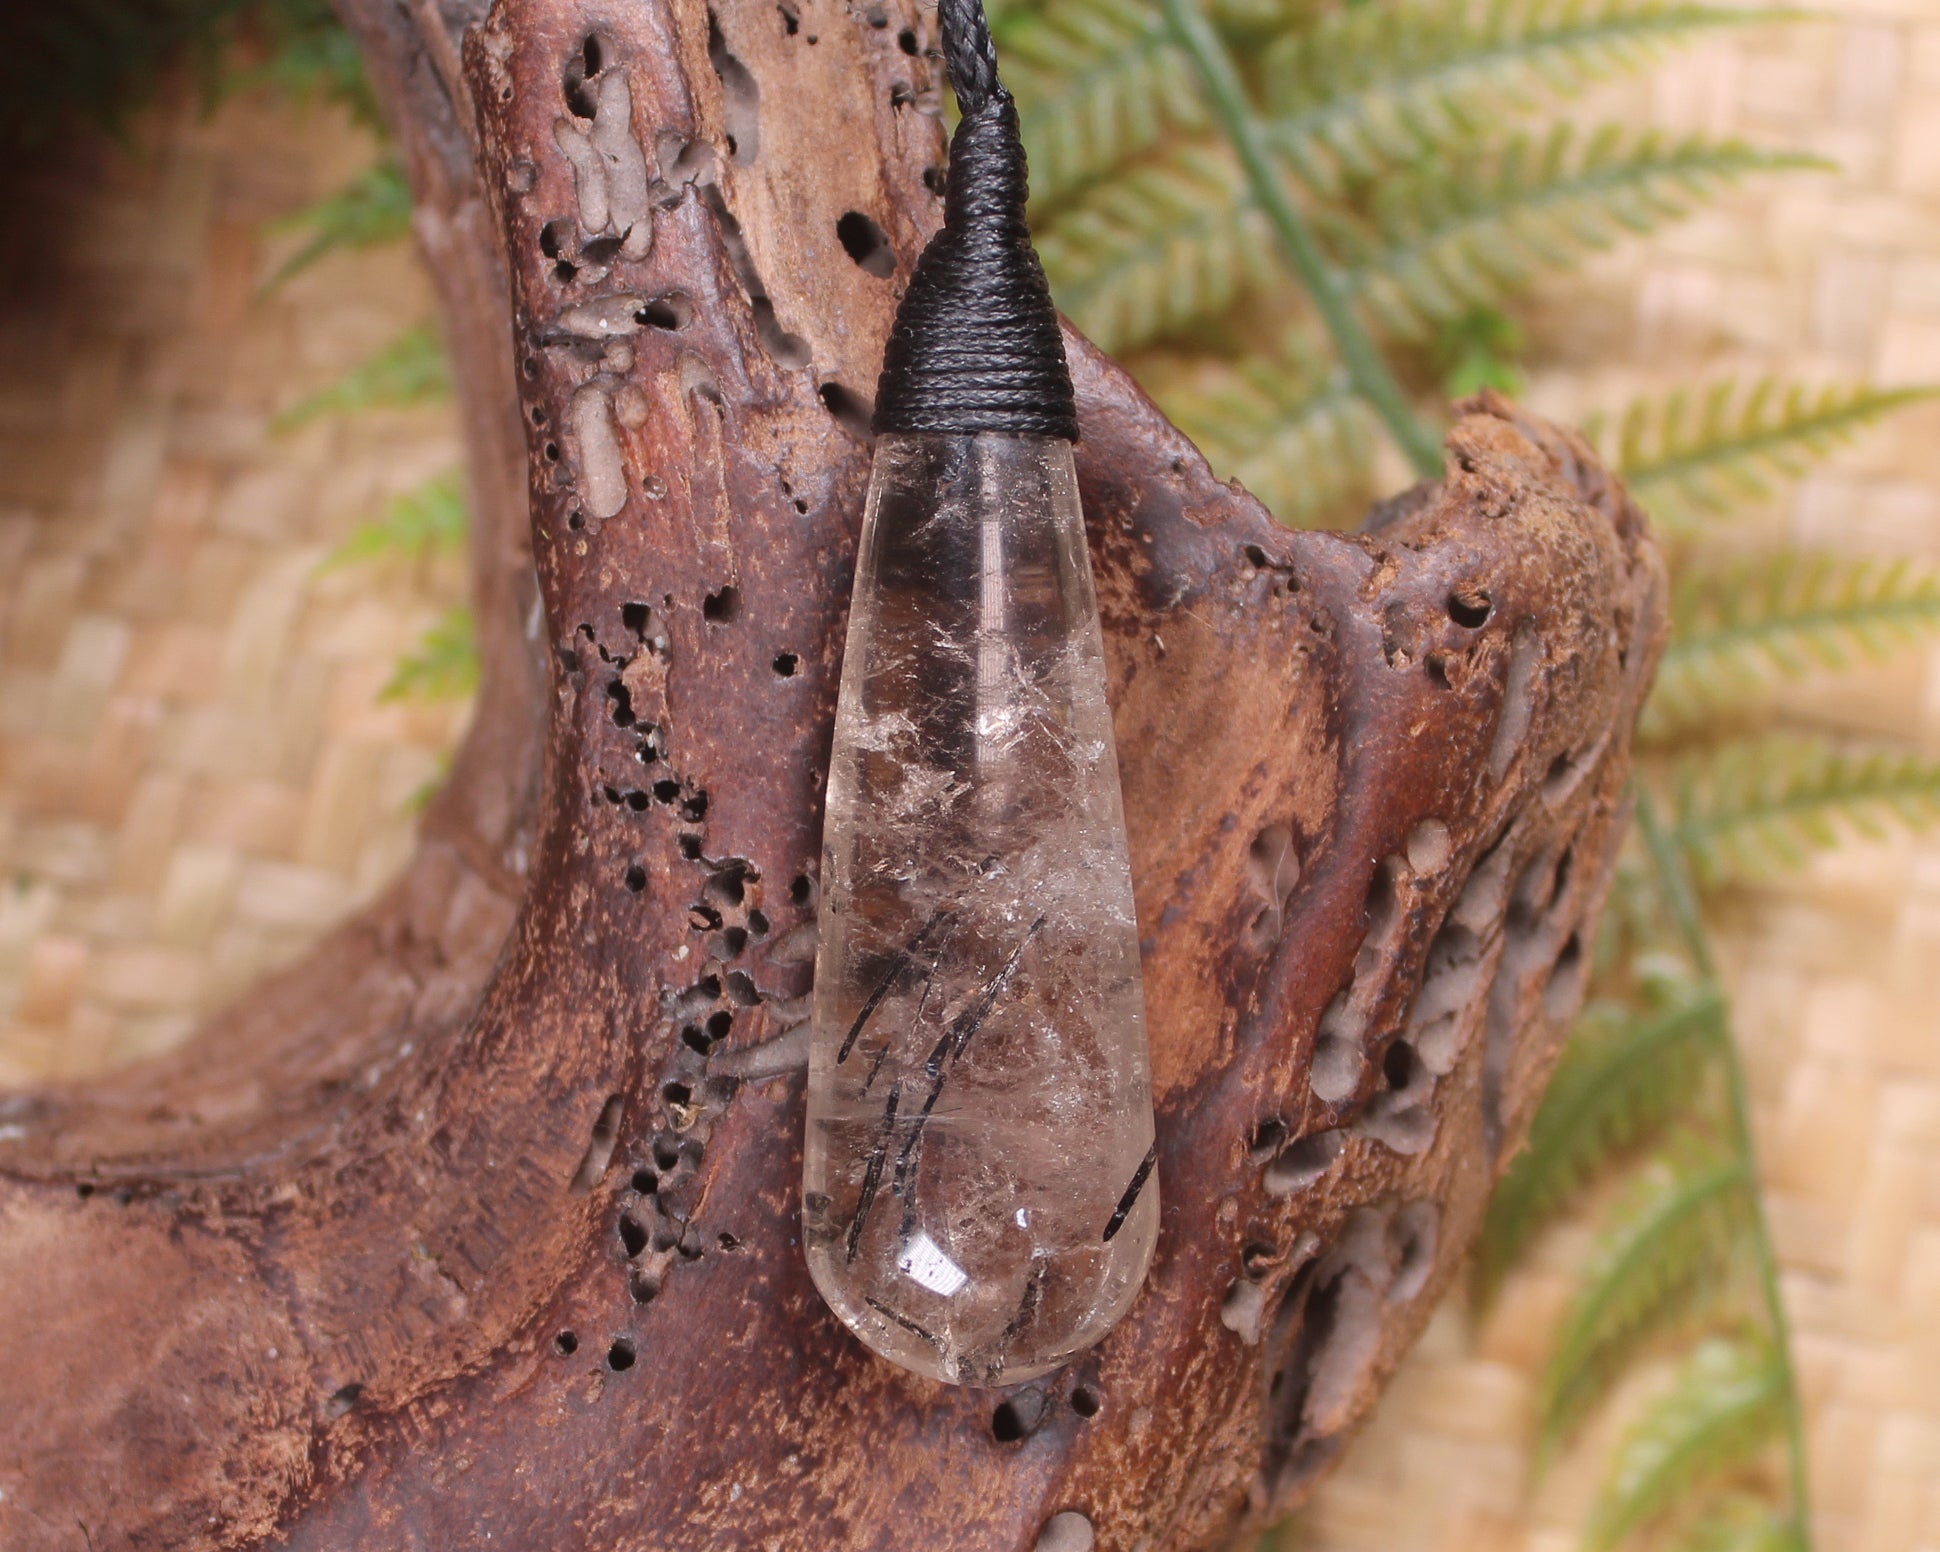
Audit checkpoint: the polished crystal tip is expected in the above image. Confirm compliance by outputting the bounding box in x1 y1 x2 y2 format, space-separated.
805 432 1157 1386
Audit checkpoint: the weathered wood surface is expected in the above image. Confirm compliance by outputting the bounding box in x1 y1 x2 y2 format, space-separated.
0 1 1665 1547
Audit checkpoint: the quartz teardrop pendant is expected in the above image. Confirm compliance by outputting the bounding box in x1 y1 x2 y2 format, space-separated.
805 431 1157 1386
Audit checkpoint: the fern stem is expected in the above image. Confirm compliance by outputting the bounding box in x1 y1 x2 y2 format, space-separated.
1634 786 1813 1546
1158 0 1443 478
1636 785 1712 976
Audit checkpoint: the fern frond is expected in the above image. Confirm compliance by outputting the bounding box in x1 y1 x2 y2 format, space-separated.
1648 551 1940 736
1670 734 1940 886
1600 379 1940 523
3 0 379 151
227 0 380 127
263 157 412 290
1433 304 1528 397
986 0 1053 33
1037 143 1272 352
1342 128 1822 339
381 606 480 703
405 749 456 815
275 323 452 430
1267 0 1780 193
1208 0 1325 31
1540 1148 1754 1450
1586 1337 1788 1551
3 0 252 149
1143 339 1378 525
320 470 468 572
1476 985 1727 1306
1004 0 1206 205
1685 1499 1807 1552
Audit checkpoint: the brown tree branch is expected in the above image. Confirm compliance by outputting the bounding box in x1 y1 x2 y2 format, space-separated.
0 0 1665 1547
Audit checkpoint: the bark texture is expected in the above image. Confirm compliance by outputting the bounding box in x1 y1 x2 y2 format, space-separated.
0 0 1667 1547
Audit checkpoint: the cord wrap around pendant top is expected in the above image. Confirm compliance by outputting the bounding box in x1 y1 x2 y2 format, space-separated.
871 0 1078 442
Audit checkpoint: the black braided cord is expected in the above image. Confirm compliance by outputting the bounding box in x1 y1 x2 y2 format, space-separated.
871 0 1078 441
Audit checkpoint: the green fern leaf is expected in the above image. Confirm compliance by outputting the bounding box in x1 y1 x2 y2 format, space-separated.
1343 128 1823 339
1004 0 1207 205
1648 551 1940 736
1037 142 1272 352
3 0 381 152
1586 1337 1788 1551
320 470 468 572
1671 734 1940 885
1684 1499 1806 1552
226 0 381 128
1041 124 1802 355
4 0 251 149
1206 0 1322 30
1267 0 1781 193
986 0 1052 32
275 324 452 430
1540 1148 1754 1450
1476 984 1727 1306
1142 337 1377 525
264 157 412 291
405 749 456 815
1600 379 1940 523
1433 304 1528 397
381 606 480 703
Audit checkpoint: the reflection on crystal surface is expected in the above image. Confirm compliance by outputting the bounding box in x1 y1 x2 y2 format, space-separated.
805 432 1157 1386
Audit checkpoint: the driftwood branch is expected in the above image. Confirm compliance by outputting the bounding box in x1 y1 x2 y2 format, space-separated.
0 0 1665 1547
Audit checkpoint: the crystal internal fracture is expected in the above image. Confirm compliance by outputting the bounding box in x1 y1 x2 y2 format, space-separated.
804 432 1157 1386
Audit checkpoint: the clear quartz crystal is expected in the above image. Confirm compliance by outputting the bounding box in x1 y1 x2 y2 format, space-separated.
805 431 1157 1386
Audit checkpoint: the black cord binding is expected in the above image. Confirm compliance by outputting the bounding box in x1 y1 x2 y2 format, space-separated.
871 0 1078 442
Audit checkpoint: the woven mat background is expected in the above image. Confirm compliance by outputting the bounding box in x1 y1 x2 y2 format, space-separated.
0 89 469 1082
0 5 1936 1548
